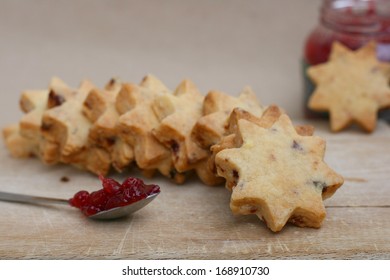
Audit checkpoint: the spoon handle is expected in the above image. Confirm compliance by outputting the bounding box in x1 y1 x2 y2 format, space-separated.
0 191 69 205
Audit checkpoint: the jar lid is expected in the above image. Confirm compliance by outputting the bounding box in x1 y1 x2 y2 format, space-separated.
327 0 390 17
322 0 390 35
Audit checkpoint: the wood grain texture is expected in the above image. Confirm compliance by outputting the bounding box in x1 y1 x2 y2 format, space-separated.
0 120 389 259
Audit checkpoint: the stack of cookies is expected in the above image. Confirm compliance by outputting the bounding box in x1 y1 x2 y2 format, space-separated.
3 75 344 232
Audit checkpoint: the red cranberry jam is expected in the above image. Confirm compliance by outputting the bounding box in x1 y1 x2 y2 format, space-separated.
69 175 160 217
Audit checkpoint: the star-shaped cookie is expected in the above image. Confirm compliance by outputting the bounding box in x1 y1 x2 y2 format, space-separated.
208 105 315 181
191 86 264 149
116 82 184 183
46 76 77 109
41 80 94 161
18 90 48 157
3 124 37 158
151 79 222 185
41 79 111 174
308 41 390 132
215 114 344 232
16 77 76 160
83 78 134 172
152 79 208 171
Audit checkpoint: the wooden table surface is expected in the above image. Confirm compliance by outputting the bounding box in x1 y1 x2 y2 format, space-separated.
0 120 389 260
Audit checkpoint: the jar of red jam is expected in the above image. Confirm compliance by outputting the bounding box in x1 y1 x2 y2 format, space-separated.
303 0 390 121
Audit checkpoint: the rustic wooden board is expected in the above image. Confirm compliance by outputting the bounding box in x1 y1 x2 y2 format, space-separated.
0 120 389 259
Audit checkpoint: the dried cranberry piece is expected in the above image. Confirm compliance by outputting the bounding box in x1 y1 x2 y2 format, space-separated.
99 175 122 195
122 177 143 190
105 195 123 210
69 190 90 208
144 184 160 196
83 205 100 216
88 189 109 210
122 186 147 204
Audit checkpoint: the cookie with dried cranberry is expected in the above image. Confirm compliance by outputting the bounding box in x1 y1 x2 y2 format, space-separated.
41 80 93 162
82 78 134 172
45 76 77 109
214 114 343 232
3 82 62 158
41 79 111 175
116 78 186 184
208 106 283 178
3 77 72 159
308 41 390 132
208 106 315 180
191 86 264 149
151 79 222 185
15 77 76 160
83 77 122 123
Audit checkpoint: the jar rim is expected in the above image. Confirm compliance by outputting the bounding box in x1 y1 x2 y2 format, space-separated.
321 0 390 35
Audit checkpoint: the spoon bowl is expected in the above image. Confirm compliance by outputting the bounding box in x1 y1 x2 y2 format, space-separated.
88 193 159 220
0 191 159 219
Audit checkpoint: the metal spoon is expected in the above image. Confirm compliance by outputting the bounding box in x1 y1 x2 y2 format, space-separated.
0 191 159 220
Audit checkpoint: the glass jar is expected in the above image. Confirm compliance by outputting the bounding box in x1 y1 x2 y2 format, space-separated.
303 0 390 120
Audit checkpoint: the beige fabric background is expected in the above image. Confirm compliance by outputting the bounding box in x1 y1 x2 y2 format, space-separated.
0 0 320 127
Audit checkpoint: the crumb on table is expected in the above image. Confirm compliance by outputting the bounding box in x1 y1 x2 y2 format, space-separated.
60 176 70 182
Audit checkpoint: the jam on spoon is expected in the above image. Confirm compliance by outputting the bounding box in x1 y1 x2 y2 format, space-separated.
69 175 160 217
0 176 160 220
